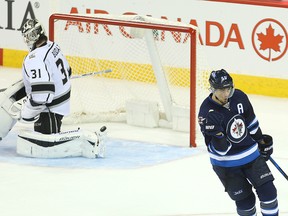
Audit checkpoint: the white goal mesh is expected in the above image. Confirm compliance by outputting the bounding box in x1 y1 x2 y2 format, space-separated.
49 13 210 147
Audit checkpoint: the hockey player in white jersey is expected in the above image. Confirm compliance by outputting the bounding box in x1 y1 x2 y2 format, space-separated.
0 19 107 159
21 19 71 132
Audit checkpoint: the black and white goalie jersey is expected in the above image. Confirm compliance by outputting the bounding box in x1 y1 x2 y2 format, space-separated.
198 89 262 167
22 41 71 116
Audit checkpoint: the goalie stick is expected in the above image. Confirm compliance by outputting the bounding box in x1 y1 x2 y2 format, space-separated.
2 69 113 89
269 156 288 181
71 69 112 79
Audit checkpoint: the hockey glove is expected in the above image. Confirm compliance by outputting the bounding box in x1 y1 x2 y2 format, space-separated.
10 96 45 123
21 96 46 123
204 110 224 137
258 134 273 161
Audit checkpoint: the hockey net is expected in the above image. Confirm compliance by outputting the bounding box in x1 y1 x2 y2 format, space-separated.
49 13 210 147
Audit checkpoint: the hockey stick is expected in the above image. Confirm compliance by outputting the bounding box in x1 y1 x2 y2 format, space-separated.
269 157 288 181
71 69 112 79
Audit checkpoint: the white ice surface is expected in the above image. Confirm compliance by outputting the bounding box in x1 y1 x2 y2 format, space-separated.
0 67 287 216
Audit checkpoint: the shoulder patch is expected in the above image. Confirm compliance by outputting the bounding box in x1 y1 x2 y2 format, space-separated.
29 53 36 59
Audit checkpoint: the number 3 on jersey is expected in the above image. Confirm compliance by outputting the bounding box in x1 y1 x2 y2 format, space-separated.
30 58 68 85
56 58 68 85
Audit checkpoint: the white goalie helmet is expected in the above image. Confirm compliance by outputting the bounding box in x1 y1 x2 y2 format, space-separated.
21 19 46 51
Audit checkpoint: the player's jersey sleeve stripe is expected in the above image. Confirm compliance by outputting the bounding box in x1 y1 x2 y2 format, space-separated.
208 143 260 167
31 82 55 94
247 117 259 134
47 88 71 108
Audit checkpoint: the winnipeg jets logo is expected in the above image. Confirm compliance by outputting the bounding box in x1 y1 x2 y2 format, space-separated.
227 115 247 143
232 118 244 137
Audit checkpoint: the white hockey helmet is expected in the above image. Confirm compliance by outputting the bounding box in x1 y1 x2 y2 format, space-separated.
21 19 46 51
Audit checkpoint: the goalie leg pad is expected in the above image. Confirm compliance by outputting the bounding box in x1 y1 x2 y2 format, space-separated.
97 126 107 158
81 126 107 158
17 127 107 158
17 130 84 158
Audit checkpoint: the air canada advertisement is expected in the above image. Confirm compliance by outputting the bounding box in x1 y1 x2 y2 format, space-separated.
0 0 287 96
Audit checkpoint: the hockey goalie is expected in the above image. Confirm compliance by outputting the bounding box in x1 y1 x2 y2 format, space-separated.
0 79 106 159
0 18 107 159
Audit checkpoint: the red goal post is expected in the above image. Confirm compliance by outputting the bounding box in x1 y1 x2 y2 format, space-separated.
49 13 209 147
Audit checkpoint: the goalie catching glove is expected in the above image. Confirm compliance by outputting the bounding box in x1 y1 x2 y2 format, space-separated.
9 95 46 123
258 134 273 161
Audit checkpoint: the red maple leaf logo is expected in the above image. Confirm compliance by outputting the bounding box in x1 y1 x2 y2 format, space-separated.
257 24 283 61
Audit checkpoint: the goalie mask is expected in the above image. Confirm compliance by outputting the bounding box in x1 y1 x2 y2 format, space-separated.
209 69 235 98
21 19 46 51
